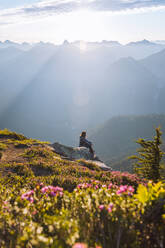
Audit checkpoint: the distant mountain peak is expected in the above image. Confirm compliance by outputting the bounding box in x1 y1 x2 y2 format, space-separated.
102 40 121 46
37 41 45 45
4 40 17 45
63 40 70 46
4 40 11 44
127 39 157 46
22 42 29 45
154 40 165 45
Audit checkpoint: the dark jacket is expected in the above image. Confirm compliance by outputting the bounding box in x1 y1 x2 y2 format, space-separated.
79 136 92 149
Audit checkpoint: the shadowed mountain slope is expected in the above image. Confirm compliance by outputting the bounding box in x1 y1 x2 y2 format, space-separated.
89 115 165 171
141 48 165 81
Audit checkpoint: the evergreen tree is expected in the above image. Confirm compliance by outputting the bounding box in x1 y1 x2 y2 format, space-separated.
130 127 163 182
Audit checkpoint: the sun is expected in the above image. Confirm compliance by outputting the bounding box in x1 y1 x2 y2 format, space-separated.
56 9 102 44
79 41 87 52
43 9 105 44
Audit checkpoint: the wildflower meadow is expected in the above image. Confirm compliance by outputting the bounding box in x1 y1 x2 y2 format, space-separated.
0 129 164 247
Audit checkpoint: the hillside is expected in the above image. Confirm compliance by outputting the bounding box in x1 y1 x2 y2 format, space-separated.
0 129 141 190
0 128 164 248
89 114 165 171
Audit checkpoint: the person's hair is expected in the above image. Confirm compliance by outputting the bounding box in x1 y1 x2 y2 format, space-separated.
80 131 86 137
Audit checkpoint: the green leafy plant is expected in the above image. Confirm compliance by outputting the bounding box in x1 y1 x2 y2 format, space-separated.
129 127 164 182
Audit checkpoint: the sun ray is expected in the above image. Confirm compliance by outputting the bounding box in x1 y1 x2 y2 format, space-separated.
79 41 87 52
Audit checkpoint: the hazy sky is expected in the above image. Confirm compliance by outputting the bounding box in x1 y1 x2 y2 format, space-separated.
0 0 165 44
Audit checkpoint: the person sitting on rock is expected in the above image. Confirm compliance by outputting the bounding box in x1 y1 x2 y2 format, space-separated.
79 131 94 156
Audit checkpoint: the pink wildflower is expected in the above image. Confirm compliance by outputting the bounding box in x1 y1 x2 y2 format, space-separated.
77 183 92 189
21 190 34 203
72 243 87 248
99 205 105 210
59 192 63 197
108 183 113 189
2 201 9 210
127 186 134 196
116 185 128 195
95 180 100 184
50 191 56 197
128 186 134 193
77 184 81 189
116 185 134 196
108 203 114 213
41 185 63 197
41 186 49 193
32 210 37 215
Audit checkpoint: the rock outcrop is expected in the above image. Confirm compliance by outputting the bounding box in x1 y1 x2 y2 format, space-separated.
50 142 112 171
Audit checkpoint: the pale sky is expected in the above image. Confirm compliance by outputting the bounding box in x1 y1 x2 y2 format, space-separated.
0 0 165 44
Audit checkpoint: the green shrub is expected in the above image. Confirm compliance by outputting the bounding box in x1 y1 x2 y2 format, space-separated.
30 161 54 176
1 163 34 177
23 147 54 160
129 127 164 182
13 139 50 148
0 128 27 140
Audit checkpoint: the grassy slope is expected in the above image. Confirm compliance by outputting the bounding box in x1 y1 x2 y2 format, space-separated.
0 129 143 191
0 129 164 248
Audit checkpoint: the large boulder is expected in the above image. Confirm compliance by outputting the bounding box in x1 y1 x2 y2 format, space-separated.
50 142 112 171
50 142 94 160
